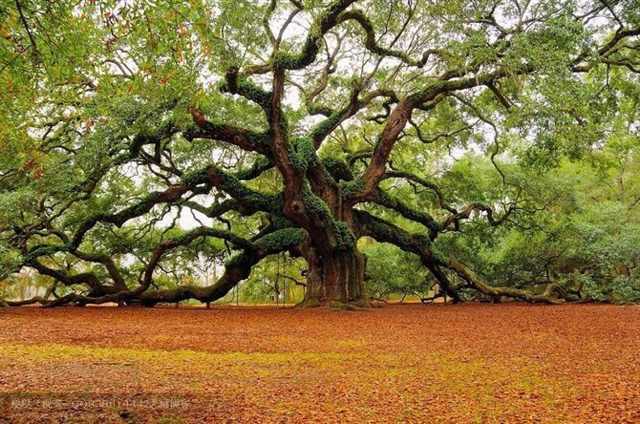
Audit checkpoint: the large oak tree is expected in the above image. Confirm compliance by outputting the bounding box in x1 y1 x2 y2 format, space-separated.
1 0 639 306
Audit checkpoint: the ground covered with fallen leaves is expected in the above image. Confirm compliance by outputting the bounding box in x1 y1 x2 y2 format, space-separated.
0 304 639 423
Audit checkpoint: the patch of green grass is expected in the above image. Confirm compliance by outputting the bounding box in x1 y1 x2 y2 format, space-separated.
0 343 372 375
0 342 574 422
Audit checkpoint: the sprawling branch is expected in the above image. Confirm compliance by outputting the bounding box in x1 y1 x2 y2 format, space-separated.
310 89 398 148
369 190 441 239
336 10 442 67
10 228 307 307
136 226 255 294
352 98 415 201
353 210 459 301
381 171 455 213
440 202 515 232
441 257 567 304
186 108 272 155
272 0 358 70
354 210 567 304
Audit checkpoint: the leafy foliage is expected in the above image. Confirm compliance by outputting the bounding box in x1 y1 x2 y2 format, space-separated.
1 0 639 305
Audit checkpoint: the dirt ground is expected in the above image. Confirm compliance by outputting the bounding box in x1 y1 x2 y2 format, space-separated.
0 304 639 423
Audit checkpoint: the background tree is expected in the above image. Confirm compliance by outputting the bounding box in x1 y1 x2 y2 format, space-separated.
1 0 639 307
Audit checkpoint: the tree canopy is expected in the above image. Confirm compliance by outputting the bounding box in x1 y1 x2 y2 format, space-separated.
1 0 639 307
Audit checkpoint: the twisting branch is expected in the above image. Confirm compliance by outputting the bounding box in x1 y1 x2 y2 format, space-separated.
441 257 567 304
186 107 272 155
354 210 567 304
381 170 456 214
353 210 459 302
369 189 441 239
440 202 516 232
336 9 443 67
136 226 255 294
15 0 40 63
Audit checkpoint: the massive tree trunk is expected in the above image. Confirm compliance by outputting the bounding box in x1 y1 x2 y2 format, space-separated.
302 248 367 307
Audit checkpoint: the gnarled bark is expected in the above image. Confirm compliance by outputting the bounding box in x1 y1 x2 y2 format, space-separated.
301 249 367 307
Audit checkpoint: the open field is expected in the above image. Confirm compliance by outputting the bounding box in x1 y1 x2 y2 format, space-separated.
1 304 639 423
